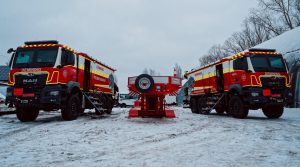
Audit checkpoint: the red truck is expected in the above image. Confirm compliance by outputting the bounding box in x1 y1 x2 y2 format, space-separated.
184 48 293 119
6 40 118 121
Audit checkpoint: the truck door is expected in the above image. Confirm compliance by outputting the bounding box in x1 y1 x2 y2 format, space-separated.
216 64 224 92
84 59 91 91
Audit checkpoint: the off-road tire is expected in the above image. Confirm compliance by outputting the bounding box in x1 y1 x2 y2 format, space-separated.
190 97 199 114
229 95 249 119
199 97 210 115
135 74 154 93
61 94 80 121
105 96 114 114
16 107 39 122
120 103 127 108
262 106 284 119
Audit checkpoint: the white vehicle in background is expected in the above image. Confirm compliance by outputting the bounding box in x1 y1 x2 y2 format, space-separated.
118 93 139 108
165 95 177 105
0 93 5 104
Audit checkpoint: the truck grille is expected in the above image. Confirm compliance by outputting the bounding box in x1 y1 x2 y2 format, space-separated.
15 73 48 88
260 77 285 88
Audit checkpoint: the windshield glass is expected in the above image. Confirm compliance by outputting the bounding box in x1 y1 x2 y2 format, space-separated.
250 55 286 72
13 48 58 68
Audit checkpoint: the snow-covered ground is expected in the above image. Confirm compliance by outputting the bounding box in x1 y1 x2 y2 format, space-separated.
0 107 300 167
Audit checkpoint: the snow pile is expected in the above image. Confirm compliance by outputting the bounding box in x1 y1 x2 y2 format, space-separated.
0 107 300 167
255 27 300 55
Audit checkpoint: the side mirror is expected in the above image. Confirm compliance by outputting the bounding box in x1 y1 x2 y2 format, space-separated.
7 48 15 54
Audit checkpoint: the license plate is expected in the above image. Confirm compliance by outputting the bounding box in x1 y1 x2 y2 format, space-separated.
272 94 281 97
23 93 35 97
20 100 29 104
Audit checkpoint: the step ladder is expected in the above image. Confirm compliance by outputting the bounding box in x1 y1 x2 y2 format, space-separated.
82 92 107 115
201 94 225 114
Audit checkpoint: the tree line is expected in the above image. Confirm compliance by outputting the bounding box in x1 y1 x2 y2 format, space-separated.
199 0 300 66
142 63 183 78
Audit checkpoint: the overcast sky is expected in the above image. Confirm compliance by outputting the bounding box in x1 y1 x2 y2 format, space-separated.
0 0 257 92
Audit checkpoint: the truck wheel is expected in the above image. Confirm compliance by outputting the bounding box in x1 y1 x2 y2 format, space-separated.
135 74 154 93
215 98 226 114
262 106 284 119
199 97 209 114
61 94 80 121
120 103 127 108
190 97 199 114
16 107 39 122
197 98 203 114
105 96 114 114
229 95 248 119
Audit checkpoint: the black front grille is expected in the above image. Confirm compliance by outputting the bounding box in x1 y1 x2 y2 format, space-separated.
15 73 48 88
260 77 285 88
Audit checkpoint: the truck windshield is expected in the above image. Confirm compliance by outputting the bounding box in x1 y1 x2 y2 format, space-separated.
250 55 287 72
13 48 58 68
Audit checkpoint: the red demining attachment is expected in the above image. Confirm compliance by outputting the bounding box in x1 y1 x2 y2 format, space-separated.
128 74 182 118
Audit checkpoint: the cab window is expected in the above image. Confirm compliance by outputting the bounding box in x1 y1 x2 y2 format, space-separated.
61 49 75 66
233 57 248 70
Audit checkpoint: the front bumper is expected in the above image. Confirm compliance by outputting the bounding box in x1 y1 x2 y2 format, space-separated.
242 87 291 107
6 85 66 109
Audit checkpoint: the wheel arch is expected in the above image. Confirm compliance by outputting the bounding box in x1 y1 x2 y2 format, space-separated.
66 81 82 100
226 84 243 105
228 84 243 96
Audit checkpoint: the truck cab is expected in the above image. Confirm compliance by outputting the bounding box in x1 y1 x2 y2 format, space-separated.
229 49 292 106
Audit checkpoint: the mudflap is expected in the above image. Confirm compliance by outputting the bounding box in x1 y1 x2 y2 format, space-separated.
128 107 176 118
165 109 176 118
128 108 139 118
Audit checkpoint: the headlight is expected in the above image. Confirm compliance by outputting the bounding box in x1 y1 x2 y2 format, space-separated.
49 91 60 96
251 92 259 97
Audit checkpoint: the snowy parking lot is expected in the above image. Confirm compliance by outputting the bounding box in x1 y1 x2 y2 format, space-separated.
0 107 300 167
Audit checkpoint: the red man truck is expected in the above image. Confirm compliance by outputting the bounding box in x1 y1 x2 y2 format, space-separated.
6 40 118 121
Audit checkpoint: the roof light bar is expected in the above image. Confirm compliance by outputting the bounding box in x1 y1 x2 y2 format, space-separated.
249 48 276 52
24 40 59 45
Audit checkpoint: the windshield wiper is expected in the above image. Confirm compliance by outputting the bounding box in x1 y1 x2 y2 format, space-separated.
36 62 54 67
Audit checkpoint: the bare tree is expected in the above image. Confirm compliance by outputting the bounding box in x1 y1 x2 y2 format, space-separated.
254 0 300 33
223 33 246 56
199 44 229 66
174 63 183 78
292 0 300 25
143 68 149 74
199 0 300 67
143 68 160 76
149 69 156 76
